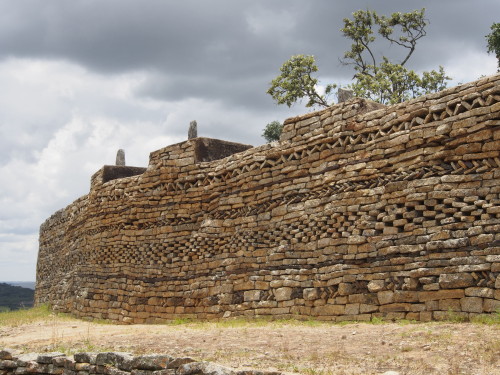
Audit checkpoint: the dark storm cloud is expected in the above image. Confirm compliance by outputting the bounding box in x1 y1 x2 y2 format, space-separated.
0 1 291 74
0 0 498 111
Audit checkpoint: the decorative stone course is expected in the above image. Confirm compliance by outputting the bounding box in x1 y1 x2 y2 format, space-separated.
36 74 500 323
0 349 277 375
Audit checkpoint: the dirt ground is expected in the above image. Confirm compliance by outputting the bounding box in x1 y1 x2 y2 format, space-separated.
0 317 499 375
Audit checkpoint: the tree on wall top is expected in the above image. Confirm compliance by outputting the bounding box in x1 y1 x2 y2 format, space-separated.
267 8 451 107
262 121 283 143
486 22 500 71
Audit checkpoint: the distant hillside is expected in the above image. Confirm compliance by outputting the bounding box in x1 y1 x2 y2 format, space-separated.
3 281 36 290
0 283 35 311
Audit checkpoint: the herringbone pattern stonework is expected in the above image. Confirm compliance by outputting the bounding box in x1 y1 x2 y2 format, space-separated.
36 74 500 323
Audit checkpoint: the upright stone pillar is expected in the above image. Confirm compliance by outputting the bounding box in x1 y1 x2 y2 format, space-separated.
116 149 126 166
188 120 198 140
338 88 354 103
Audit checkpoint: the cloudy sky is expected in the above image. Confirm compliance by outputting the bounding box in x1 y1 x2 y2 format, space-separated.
0 0 498 282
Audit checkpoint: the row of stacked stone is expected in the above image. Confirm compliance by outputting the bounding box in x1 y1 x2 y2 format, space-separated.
36 74 500 323
0 349 279 375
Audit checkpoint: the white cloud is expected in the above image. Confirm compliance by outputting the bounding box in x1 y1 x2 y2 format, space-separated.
445 51 498 85
0 58 182 281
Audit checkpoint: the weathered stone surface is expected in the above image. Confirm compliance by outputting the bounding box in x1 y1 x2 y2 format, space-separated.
116 149 126 166
129 355 173 371
465 287 494 298
16 355 39 367
274 288 292 302
439 273 475 289
1 353 279 375
483 298 500 312
337 88 354 103
367 280 385 293
377 291 394 305
35 74 500 323
166 358 195 370
73 354 97 365
0 349 18 361
96 353 133 369
188 120 197 140
1 360 17 369
177 361 235 375
303 288 318 301
460 297 483 313
418 289 465 302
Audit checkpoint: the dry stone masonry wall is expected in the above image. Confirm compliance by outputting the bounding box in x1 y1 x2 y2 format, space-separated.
0 349 278 375
36 74 500 323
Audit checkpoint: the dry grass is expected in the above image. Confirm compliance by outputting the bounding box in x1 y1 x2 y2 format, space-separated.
0 307 499 374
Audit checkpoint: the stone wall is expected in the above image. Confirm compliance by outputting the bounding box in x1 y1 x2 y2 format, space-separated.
0 349 278 375
36 74 500 323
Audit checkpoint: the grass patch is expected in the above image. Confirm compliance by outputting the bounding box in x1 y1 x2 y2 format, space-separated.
0 304 74 327
470 311 500 325
369 316 385 324
169 317 193 325
445 309 468 323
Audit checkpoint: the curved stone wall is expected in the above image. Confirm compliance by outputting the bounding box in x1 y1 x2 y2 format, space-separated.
36 74 500 323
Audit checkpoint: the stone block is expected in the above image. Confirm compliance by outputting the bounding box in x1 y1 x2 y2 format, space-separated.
377 291 394 305
0 349 18 361
73 354 96 365
438 273 475 289
460 297 483 313
313 304 345 316
1 360 17 369
302 288 318 301
344 303 360 315
438 299 461 311
177 362 234 375
95 353 133 369
418 289 465 302
16 354 39 367
360 303 379 314
243 290 261 302
367 280 385 293
273 287 293 302
393 291 419 303
337 283 354 296
420 311 433 322
37 354 65 365
465 287 494 298
233 281 254 292
379 303 411 312
483 298 500 313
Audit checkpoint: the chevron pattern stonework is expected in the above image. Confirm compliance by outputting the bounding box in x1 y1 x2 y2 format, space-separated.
36 74 500 323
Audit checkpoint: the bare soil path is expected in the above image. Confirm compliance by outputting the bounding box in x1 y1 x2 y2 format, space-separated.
1 317 499 375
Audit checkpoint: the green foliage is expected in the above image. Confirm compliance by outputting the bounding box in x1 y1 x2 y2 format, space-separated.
0 282 34 311
350 60 449 104
340 9 450 104
486 22 500 70
267 55 336 108
262 120 283 142
267 8 451 107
